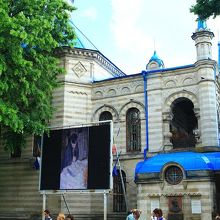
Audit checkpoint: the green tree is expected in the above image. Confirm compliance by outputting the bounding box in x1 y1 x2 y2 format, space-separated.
0 0 75 154
190 0 220 19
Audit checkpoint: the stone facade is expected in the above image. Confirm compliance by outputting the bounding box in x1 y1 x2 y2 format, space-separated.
0 22 220 220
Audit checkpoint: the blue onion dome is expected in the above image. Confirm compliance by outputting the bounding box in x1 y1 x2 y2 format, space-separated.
146 51 164 70
197 18 207 31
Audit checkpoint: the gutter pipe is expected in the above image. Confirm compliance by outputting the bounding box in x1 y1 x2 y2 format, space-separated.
142 71 149 160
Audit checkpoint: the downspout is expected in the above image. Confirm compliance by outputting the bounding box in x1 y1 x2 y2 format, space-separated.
142 71 149 160
217 41 220 146
214 63 219 146
218 41 220 70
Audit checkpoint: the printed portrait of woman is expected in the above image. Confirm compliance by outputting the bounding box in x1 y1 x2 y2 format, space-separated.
60 127 88 190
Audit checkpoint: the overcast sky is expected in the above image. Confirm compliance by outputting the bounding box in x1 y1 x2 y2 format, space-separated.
70 0 220 74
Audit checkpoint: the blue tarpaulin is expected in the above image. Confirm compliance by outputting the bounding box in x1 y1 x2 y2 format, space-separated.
135 151 220 175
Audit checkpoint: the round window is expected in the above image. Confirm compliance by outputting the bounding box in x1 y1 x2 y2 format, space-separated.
165 166 183 185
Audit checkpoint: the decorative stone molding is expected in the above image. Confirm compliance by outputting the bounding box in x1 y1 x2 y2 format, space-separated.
121 87 130 94
163 90 199 112
55 47 125 77
165 80 176 88
182 77 194 85
94 91 103 98
68 90 88 96
93 86 118 99
119 99 145 119
163 73 196 88
107 89 117 96
72 61 87 78
135 84 144 92
92 104 119 121
145 193 201 197
130 80 142 88
93 81 143 99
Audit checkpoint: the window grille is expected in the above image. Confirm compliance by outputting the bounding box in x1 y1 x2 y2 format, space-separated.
113 170 126 212
126 108 141 151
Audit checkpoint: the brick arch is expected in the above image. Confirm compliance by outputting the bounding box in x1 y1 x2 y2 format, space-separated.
92 104 119 122
164 91 198 113
119 99 145 120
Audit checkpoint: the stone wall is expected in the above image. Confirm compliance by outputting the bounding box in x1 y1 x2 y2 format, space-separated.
137 179 215 220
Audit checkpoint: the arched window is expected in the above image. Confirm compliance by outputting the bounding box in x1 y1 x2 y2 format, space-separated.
113 170 126 212
170 98 197 149
126 108 141 151
99 111 113 121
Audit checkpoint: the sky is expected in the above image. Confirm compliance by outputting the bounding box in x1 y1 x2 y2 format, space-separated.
69 0 220 74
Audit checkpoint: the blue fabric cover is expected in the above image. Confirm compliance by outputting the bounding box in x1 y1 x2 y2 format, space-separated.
135 151 220 175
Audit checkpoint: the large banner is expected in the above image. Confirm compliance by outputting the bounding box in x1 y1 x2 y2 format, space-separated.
40 122 112 191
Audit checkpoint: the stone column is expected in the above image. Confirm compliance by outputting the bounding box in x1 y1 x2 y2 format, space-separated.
197 63 219 147
163 112 173 151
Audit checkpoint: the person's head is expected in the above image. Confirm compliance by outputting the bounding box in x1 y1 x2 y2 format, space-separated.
153 208 160 217
44 209 50 218
70 133 79 160
70 133 78 148
57 213 65 220
65 214 74 220
133 210 140 219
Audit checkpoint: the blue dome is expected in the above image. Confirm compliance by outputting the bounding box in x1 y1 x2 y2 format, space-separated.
135 151 220 175
148 51 164 67
197 18 207 30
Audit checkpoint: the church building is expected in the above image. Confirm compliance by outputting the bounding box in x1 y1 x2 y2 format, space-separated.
0 19 220 220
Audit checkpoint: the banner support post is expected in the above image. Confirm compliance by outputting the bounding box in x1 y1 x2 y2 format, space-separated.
104 190 107 220
42 193 46 220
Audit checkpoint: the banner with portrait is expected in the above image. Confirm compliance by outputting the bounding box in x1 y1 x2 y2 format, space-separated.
40 121 112 191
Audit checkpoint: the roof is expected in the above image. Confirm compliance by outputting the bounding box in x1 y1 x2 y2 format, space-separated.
135 151 220 175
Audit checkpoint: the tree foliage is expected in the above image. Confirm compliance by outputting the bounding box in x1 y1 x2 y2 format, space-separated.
0 0 75 154
190 0 220 19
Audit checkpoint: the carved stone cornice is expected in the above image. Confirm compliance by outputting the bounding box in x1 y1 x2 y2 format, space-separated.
55 47 126 77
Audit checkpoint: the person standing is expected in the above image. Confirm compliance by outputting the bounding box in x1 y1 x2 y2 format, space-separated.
133 210 141 220
44 209 52 220
150 208 158 220
151 208 165 220
126 209 141 220
56 213 65 220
